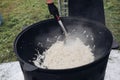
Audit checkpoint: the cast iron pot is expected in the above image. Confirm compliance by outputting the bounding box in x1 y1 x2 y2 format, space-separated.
14 17 113 80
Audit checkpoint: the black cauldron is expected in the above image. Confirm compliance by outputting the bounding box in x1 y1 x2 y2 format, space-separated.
14 17 113 80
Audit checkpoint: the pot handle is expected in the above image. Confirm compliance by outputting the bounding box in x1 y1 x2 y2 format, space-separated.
22 62 38 71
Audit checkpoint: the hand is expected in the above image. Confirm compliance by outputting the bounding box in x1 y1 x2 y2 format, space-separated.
47 3 59 20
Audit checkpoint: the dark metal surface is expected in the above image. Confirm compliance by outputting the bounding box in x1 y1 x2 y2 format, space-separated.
69 0 105 24
14 17 113 80
68 0 119 49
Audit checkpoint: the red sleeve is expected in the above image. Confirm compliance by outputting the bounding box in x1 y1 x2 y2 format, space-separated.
46 0 53 4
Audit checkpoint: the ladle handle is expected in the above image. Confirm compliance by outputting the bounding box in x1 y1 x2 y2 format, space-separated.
47 2 68 36
47 2 60 21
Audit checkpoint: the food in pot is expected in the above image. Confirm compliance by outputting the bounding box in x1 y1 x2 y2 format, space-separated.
33 37 94 69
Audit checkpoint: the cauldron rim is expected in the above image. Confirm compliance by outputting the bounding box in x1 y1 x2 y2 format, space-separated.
14 17 113 73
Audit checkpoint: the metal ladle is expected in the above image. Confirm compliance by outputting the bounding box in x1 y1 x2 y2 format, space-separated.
55 15 68 37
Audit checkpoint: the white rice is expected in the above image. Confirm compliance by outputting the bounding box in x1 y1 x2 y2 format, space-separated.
33 38 94 69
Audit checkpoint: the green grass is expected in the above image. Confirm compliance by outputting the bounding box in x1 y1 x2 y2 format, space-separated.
104 0 120 45
0 0 120 63
0 0 51 63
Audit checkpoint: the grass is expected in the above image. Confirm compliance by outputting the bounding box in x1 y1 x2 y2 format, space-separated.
104 0 120 45
0 0 51 63
0 0 120 63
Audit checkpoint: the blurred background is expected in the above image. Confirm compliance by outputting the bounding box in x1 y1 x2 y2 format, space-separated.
0 0 120 63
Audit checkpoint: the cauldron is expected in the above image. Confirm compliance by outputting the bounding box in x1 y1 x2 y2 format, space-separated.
14 17 113 80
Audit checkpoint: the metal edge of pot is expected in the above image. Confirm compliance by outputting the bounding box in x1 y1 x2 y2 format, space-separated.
13 17 113 73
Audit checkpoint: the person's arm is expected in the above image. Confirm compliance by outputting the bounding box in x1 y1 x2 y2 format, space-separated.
46 0 60 20
46 0 53 4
